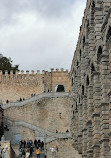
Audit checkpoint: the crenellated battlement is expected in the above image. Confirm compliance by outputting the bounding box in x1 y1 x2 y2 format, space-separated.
51 68 69 73
0 68 69 76
0 70 49 75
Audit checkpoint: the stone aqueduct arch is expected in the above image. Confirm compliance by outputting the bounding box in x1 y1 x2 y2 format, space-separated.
70 1 111 158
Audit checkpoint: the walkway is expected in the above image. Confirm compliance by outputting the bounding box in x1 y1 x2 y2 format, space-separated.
6 119 72 144
3 92 70 109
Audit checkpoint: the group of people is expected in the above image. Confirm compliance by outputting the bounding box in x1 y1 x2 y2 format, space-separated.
19 139 44 158
6 97 25 103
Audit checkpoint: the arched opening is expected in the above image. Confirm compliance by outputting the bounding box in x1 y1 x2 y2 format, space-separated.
92 1 95 8
87 20 89 28
86 76 90 86
79 96 80 103
72 77 74 86
86 20 89 38
56 85 65 92
82 85 84 95
91 1 95 22
76 102 78 110
83 36 85 47
97 46 102 60
106 26 111 42
75 71 76 75
91 63 95 74
73 110 74 117
77 60 79 66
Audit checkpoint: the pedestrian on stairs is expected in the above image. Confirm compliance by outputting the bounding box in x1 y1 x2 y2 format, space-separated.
36 147 40 158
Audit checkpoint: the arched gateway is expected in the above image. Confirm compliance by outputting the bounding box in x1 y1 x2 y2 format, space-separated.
55 85 65 92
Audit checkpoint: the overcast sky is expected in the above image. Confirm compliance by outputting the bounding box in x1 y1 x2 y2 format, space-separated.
0 0 86 72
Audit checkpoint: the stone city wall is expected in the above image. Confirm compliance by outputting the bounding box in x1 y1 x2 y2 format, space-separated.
3 93 72 144
0 69 70 104
70 0 111 158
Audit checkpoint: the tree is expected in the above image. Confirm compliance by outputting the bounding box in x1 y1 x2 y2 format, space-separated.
0 54 19 74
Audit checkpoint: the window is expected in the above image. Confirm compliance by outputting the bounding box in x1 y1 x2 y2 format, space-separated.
106 26 111 42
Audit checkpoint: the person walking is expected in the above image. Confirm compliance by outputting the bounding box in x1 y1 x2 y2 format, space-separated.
29 146 34 157
34 139 37 147
23 140 26 148
36 147 40 158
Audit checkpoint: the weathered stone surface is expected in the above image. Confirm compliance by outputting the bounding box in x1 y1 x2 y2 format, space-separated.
70 0 111 158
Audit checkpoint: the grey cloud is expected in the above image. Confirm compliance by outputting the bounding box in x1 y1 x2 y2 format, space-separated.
0 0 76 27
0 0 87 71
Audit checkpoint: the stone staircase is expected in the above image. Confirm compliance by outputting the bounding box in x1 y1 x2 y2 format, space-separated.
6 119 72 145
3 92 69 109
46 133 71 143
